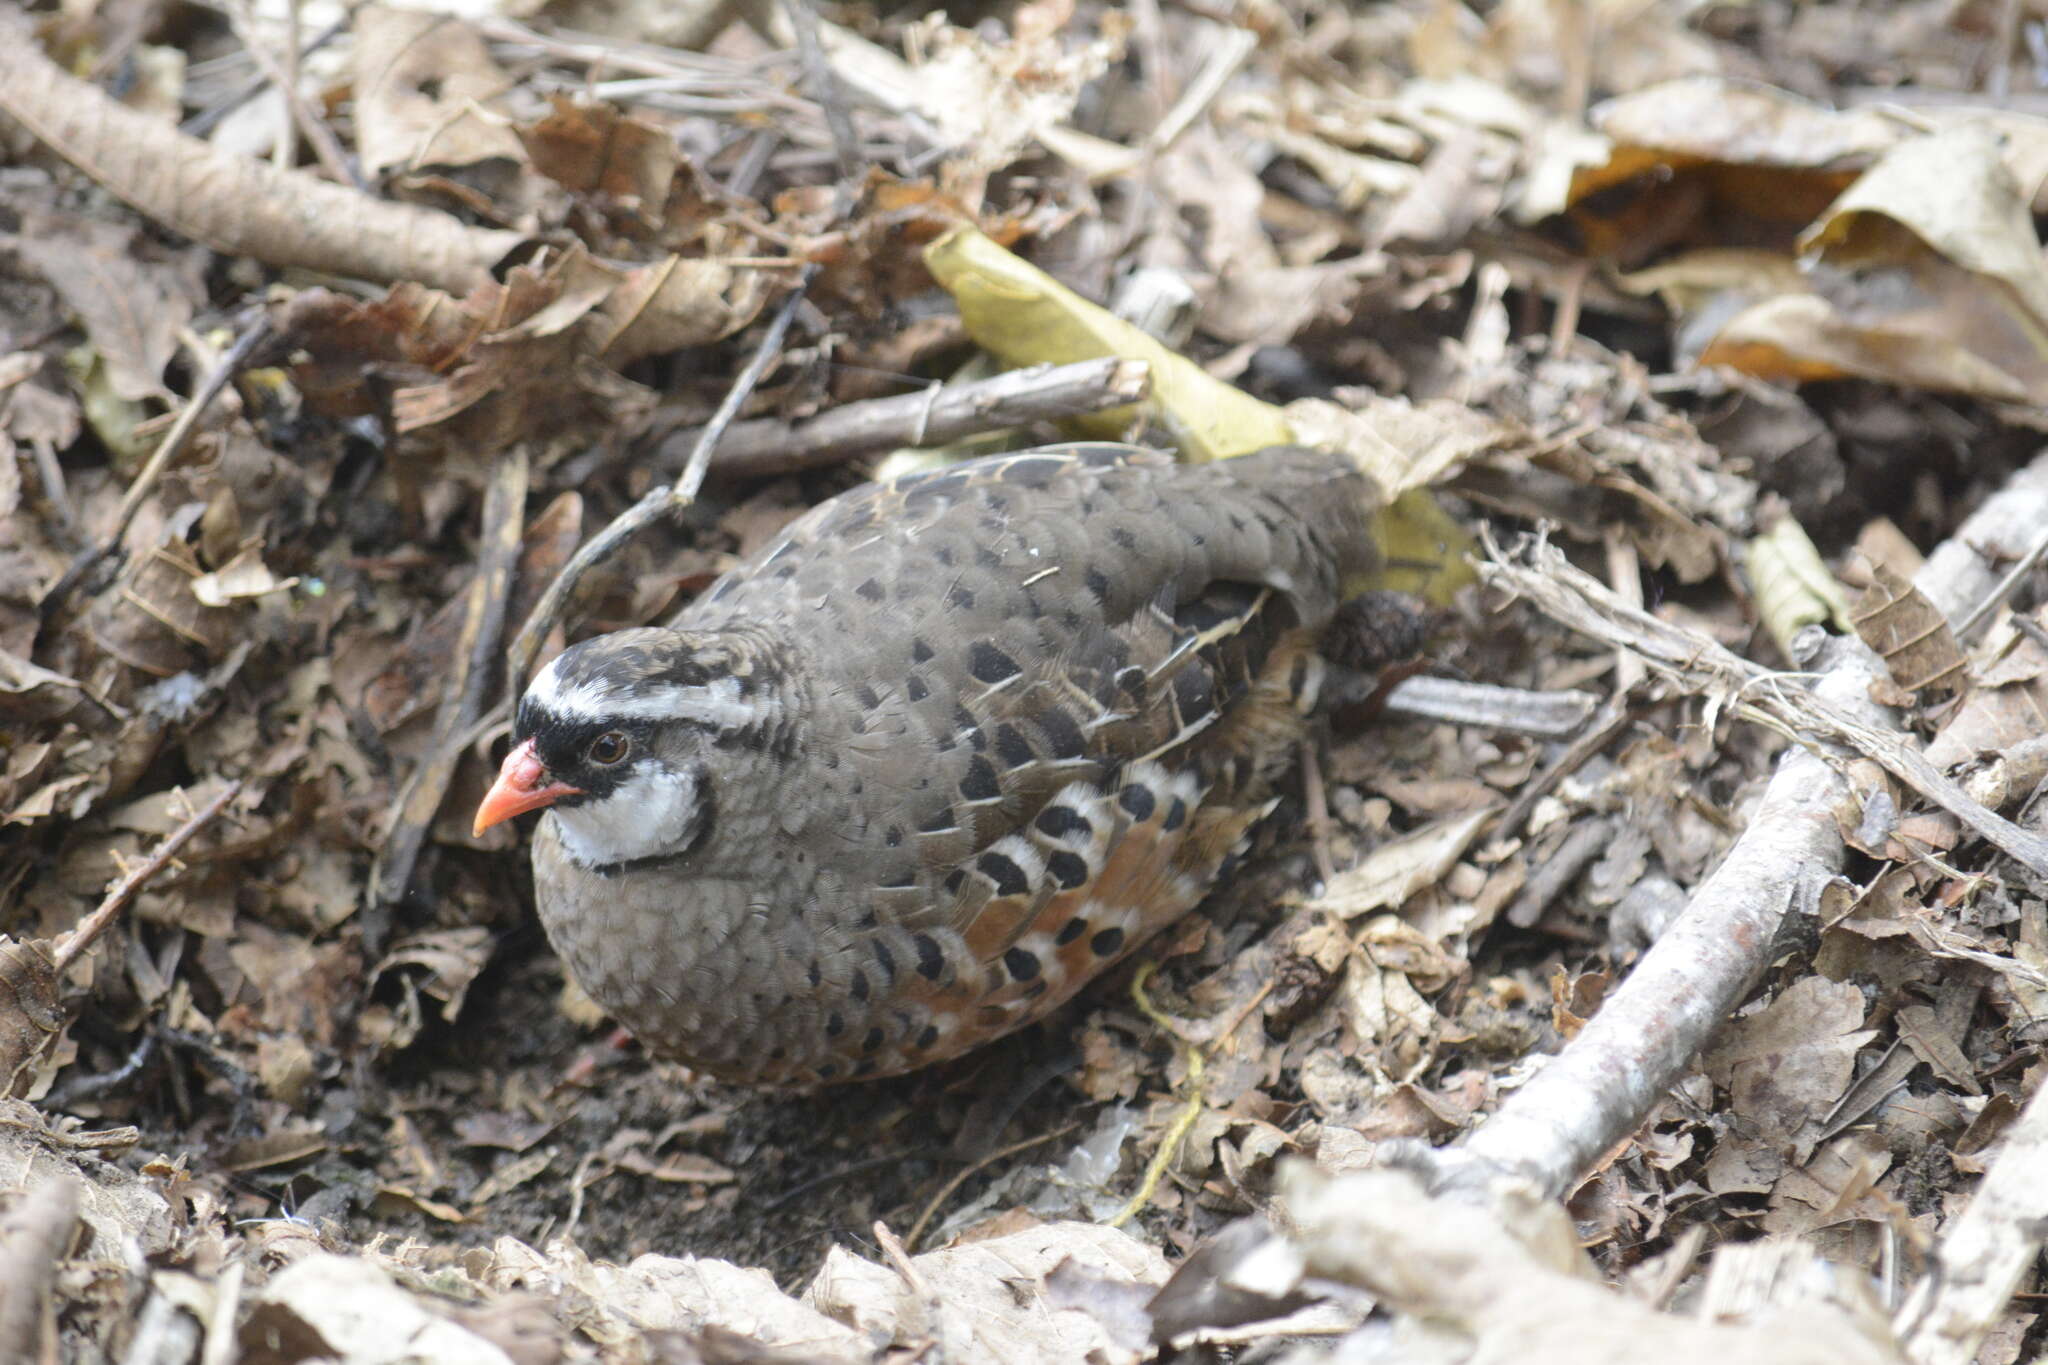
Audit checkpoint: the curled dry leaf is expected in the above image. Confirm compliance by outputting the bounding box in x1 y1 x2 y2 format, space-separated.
188 546 293 609
1705 126 2048 402
281 243 764 455
1748 515 1855 659
371 928 494 1025
522 95 680 208
0 650 98 726
516 94 757 253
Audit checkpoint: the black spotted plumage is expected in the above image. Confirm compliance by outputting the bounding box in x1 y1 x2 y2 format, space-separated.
512 442 1383 1085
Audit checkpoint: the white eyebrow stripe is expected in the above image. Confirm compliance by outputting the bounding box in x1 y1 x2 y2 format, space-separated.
525 667 758 729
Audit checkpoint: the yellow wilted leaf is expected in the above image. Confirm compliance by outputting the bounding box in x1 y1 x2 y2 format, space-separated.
923 223 1292 461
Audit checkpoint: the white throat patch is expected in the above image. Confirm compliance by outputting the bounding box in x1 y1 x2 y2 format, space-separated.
550 763 705 867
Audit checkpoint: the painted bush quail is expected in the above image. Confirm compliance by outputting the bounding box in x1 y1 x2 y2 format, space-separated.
474 442 1383 1084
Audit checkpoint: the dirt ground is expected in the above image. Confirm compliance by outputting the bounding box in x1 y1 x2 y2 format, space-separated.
8 0 2048 1361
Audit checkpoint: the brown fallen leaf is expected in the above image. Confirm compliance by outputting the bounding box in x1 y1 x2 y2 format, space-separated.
1705 976 1878 1163
352 5 527 188
6 211 204 403
280 242 764 457
0 935 61 1099
1849 562 1967 695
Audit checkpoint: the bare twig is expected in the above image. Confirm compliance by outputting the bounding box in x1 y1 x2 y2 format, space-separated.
37 311 273 621
52 782 243 975
873 1220 936 1305
181 12 350 139
674 266 816 507
1952 521 2048 640
1380 676 1599 739
224 0 364 190
1415 451 2048 1199
1488 690 1638 847
1505 815 1617 931
1145 23 1256 158
1603 527 1645 690
904 1124 1076 1252
372 450 529 942
473 15 770 90
647 357 1152 479
787 0 861 189
1300 742 1336 886
505 275 815 690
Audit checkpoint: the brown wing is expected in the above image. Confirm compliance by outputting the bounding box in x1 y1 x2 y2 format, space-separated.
678 443 1378 1078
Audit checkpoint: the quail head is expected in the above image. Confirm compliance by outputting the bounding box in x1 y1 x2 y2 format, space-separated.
474 442 1383 1084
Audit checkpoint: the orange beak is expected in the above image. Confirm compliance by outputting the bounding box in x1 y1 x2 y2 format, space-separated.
473 739 583 836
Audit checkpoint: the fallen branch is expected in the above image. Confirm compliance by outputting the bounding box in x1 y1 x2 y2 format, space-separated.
1454 627 1875 1191
1432 449 2048 1198
646 357 1152 479
371 451 529 948
0 7 521 292
1278 1164 1899 1364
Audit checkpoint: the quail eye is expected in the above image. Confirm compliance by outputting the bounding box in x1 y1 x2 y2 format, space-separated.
586 731 630 765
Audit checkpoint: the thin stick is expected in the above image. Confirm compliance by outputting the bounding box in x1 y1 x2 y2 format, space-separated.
648 356 1151 479
181 13 350 139
1300 741 1336 886
1488 690 1636 847
372 451 529 942
672 264 816 507
504 273 815 688
38 311 274 621
1952 521 2048 639
52 781 242 974
787 0 861 188
1143 23 1255 157
224 0 362 188
905 1124 1077 1252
